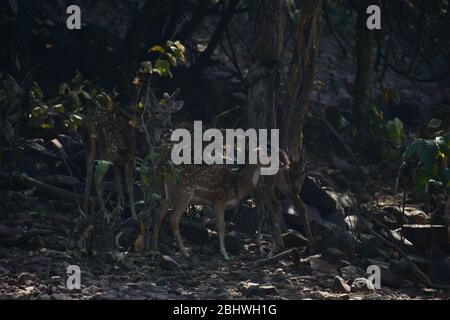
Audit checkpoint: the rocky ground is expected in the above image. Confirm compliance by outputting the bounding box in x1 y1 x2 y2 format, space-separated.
0 183 449 300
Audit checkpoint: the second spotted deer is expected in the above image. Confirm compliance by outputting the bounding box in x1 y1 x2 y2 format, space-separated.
152 162 261 260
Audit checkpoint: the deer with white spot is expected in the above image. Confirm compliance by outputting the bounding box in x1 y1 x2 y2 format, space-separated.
83 90 184 218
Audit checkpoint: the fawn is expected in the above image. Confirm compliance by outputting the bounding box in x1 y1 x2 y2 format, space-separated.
152 162 261 260
256 150 315 255
83 90 183 218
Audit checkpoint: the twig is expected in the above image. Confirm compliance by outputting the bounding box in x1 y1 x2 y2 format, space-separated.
252 248 300 268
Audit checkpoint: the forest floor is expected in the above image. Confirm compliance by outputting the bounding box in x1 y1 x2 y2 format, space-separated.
0 187 449 300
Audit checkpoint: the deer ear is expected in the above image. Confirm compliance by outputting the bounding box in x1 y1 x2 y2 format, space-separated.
170 100 184 113
170 88 181 100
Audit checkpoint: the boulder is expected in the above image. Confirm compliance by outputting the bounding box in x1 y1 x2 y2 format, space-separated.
429 257 450 285
300 176 337 214
159 255 182 271
332 276 351 293
282 229 309 248
180 219 210 246
401 225 449 250
351 278 375 292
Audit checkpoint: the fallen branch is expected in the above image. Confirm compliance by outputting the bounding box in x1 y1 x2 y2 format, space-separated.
2 171 93 208
252 248 300 268
359 214 450 290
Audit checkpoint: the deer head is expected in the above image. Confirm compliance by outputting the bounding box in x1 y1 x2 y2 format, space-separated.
148 89 184 143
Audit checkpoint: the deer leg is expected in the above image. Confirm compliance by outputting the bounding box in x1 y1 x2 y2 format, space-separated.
83 127 96 215
214 203 229 260
255 190 266 250
284 189 315 248
263 191 285 257
152 198 169 251
125 159 136 219
113 165 123 213
94 166 107 215
169 193 192 258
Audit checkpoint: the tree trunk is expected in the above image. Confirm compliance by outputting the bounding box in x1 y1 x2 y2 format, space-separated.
279 0 322 182
247 0 286 129
10 0 37 79
353 0 374 150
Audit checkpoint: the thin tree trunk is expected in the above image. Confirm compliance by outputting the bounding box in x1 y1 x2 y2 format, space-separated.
247 0 286 129
194 0 241 73
353 0 374 149
10 0 37 79
279 0 322 181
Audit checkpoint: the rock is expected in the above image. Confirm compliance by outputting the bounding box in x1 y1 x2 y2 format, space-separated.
52 293 70 300
357 233 382 258
351 278 375 292
340 265 365 281
282 229 309 248
403 208 428 224
225 233 242 255
332 276 351 293
310 258 338 275
300 176 337 214
323 247 347 264
401 224 449 249
311 220 355 254
429 257 450 285
159 255 182 271
18 272 39 285
283 202 323 229
259 285 278 295
331 156 355 173
322 210 346 227
380 268 401 288
180 219 209 245
344 215 371 233
237 282 261 297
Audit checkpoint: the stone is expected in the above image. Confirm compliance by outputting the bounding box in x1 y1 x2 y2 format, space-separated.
332 276 351 293
344 215 370 233
159 255 182 271
180 219 209 245
18 272 39 285
225 233 242 255
429 257 450 285
300 176 337 214
310 258 338 276
403 209 428 224
323 247 347 264
259 285 278 295
340 265 365 281
237 282 261 297
401 224 449 249
351 278 375 292
282 229 309 248
311 220 355 254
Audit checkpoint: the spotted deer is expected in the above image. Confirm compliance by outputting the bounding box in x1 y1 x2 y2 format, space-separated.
83 90 183 218
152 162 261 260
256 150 315 255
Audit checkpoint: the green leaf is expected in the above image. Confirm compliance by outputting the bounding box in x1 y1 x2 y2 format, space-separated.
385 118 404 142
53 104 65 114
149 45 165 54
139 61 153 74
153 59 172 78
427 118 442 129
94 160 112 178
165 52 178 67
